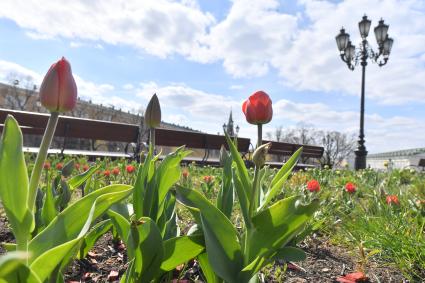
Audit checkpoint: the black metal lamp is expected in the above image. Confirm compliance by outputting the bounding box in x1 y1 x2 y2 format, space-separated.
335 15 393 170
374 19 389 46
358 15 372 38
335 28 350 53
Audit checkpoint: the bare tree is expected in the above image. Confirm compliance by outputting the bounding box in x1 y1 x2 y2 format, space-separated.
5 73 38 111
318 131 356 168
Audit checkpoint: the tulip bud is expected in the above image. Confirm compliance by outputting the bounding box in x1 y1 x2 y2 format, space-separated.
39 57 78 113
144 94 161 128
252 142 271 168
242 90 273 125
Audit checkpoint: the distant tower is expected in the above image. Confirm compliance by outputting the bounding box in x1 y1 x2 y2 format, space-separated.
223 110 239 137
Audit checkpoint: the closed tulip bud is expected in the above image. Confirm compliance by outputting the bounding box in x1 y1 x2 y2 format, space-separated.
39 57 78 113
252 142 271 167
242 90 273 125
144 94 161 128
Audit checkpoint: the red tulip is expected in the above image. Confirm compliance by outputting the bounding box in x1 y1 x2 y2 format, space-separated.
203 175 213 183
306 179 320 192
56 163 63 170
103 170 111 177
345 182 356 193
126 165 135 174
75 163 80 170
39 57 77 113
43 162 51 170
242 90 273 125
182 170 189 178
112 167 120 176
83 164 90 171
386 195 399 205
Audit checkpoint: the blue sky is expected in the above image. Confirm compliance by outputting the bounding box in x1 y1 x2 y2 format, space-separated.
0 0 424 153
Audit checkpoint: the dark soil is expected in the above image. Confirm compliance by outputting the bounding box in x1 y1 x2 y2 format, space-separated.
0 216 410 282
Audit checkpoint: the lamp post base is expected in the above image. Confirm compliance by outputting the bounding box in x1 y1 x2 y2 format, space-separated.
354 149 368 170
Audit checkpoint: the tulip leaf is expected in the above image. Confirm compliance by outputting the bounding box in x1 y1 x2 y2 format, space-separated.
216 153 234 219
160 235 205 272
232 168 251 228
270 147 302 189
175 186 243 283
261 148 301 210
0 252 41 283
41 184 57 227
68 165 99 190
78 219 113 259
247 196 318 263
0 116 33 250
224 133 251 199
107 209 131 242
197 252 222 283
157 146 191 207
127 217 163 282
133 151 152 219
28 184 132 261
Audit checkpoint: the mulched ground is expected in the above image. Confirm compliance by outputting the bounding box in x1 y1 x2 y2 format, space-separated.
0 216 410 282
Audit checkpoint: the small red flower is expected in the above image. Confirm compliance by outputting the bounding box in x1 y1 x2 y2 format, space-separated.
242 90 273 125
306 179 320 192
203 175 213 183
56 163 63 170
182 170 189 178
337 272 369 283
43 162 51 170
386 195 399 205
75 163 80 170
345 182 356 193
103 170 111 177
126 165 135 174
112 167 120 176
83 164 90 171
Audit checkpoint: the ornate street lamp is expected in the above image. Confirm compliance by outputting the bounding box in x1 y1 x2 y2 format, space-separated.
335 15 393 170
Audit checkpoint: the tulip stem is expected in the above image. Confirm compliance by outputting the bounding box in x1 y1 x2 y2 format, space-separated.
149 127 156 153
28 112 59 212
257 124 262 149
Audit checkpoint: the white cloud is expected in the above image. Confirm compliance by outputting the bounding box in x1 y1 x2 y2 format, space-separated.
0 60 42 85
0 0 215 58
1 0 424 105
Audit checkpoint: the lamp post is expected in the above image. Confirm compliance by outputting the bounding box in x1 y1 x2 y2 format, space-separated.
335 15 393 170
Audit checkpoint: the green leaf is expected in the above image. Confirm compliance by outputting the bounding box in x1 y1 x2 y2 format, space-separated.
197 252 222 283
29 184 132 261
30 200 98 281
247 196 318 263
78 219 113 259
232 168 251 228
0 116 33 250
0 252 41 283
176 186 243 283
1 242 16 252
156 147 191 207
133 151 152 219
269 147 302 189
68 165 99 190
160 235 205 272
127 217 163 282
273 246 306 262
107 209 131 242
216 153 234 219
41 183 58 227
224 133 251 200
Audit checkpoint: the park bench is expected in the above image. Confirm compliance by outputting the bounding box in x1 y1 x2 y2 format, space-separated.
262 140 324 169
419 159 425 171
0 108 250 165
